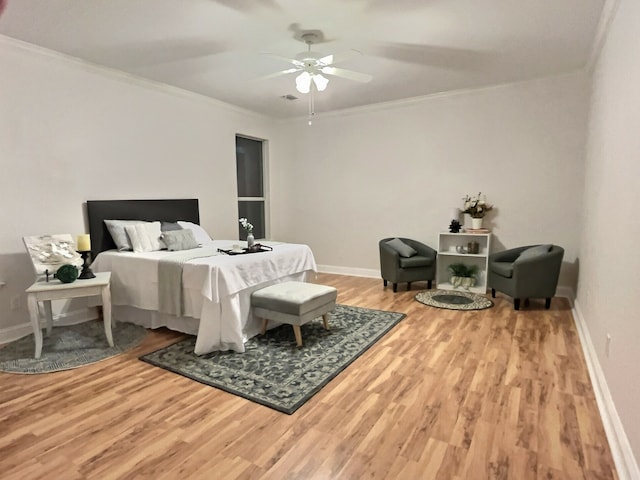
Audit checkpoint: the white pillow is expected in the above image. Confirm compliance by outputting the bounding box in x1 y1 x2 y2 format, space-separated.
125 222 163 253
178 221 213 245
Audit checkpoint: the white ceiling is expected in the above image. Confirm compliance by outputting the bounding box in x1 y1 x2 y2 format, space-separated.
0 0 605 118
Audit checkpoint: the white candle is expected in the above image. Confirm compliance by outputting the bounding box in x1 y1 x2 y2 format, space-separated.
450 208 460 222
77 234 91 252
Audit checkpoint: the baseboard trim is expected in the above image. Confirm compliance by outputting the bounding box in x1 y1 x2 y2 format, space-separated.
0 323 34 345
557 285 575 301
0 308 99 345
317 266 577 301
572 299 639 480
317 265 379 278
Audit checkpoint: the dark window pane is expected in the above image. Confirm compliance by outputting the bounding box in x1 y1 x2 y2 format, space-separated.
236 137 263 198
238 201 265 240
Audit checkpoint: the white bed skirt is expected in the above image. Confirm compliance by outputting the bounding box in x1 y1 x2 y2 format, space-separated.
112 271 309 354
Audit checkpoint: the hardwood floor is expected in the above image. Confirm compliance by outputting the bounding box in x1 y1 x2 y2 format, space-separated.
0 274 617 479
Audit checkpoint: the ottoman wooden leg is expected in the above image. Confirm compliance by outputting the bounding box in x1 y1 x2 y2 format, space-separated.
293 325 303 347
322 313 330 330
261 318 268 335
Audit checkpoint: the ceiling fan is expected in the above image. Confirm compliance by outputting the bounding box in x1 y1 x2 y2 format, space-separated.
263 31 373 94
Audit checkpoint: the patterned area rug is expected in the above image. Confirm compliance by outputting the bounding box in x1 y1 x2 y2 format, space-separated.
415 290 493 310
0 321 147 374
140 304 405 414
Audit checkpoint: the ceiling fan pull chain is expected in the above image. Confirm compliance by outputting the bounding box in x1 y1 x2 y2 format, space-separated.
308 85 316 125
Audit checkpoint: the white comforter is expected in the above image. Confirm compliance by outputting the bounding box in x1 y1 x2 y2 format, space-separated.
92 241 317 353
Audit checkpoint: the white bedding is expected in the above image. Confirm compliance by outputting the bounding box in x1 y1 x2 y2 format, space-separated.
91 240 317 354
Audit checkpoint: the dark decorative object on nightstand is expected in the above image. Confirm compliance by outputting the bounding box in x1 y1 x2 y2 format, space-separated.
78 251 96 279
449 220 462 233
76 234 96 279
54 264 79 283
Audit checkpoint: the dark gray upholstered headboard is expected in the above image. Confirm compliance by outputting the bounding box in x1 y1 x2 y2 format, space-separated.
86 199 200 259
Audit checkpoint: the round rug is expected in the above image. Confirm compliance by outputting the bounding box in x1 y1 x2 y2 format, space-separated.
415 290 493 310
0 321 147 374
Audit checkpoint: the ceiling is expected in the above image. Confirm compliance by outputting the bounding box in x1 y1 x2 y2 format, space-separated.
0 0 606 119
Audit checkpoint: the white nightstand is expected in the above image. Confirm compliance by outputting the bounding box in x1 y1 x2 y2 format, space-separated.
25 271 113 359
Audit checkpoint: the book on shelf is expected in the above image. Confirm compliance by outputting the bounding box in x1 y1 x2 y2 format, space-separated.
463 228 491 234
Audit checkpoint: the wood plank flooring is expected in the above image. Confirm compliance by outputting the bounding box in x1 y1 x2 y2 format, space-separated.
0 274 618 479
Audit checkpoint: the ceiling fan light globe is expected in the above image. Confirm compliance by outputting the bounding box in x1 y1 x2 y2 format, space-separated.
313 74 329 91
295 71 312 93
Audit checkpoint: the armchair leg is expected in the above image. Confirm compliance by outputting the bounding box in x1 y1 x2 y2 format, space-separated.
393 283 398 293
545 298 551 309
383 279 387 287
524 298 530 307
407 282 412 291
427 280 432 290
491 288 496 298
514 298 521 310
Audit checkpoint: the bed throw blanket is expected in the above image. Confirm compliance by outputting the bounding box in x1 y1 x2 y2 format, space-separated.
158 246 221 316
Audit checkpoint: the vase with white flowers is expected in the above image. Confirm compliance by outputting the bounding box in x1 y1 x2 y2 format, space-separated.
239 217 255 247
462 192 493 229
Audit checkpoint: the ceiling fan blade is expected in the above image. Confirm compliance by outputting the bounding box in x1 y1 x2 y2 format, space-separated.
263 53 305 68
321 66 372 83
209 0 282 13
254 67 300 81
318 50 362 67
317 54 335 66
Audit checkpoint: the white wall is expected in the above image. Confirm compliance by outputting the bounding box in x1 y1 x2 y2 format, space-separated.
578 0 640 475
0 37 283 333
0 37 591 334
279 74 589 288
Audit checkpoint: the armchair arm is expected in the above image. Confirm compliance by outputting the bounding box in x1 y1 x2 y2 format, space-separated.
379 240 401 279
490 245 535 264
512 248 564 297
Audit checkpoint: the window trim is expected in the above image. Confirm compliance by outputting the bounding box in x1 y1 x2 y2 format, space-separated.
236 135 269 240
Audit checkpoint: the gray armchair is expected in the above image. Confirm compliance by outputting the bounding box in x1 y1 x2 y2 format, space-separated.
488 244 564 310
379 237 437 292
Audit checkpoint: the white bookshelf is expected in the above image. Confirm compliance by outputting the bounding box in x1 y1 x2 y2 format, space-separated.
437 232 492 294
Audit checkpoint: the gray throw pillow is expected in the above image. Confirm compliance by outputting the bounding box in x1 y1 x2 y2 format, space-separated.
161 221 183 232
515 244 553 262
161 229 199 251
104 220 146 251
386 238 418 258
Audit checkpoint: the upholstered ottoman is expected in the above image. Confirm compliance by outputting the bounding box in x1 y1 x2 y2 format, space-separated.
251 281 338 347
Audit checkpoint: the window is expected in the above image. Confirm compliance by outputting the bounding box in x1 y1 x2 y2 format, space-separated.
236 135 266 240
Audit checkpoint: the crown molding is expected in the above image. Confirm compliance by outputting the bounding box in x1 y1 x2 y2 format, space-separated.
281 70 587 125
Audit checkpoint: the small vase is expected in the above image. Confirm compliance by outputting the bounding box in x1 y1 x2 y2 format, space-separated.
471 217 483 230
461 277 475 290
246 232 255 248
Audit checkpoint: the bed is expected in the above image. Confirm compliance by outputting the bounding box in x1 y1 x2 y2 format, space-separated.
86 199 317 354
